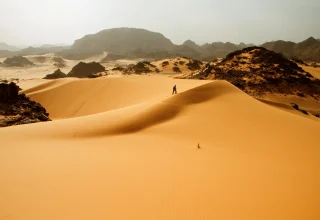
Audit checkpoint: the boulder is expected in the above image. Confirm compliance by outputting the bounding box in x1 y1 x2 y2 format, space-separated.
0 82 51 127
67 62 105 78
43 69 67 79
0 82 19 102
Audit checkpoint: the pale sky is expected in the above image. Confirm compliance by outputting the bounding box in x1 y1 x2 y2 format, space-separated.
0 0 319 46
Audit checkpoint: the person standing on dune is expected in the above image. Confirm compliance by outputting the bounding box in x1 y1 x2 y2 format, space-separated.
172 85 177 95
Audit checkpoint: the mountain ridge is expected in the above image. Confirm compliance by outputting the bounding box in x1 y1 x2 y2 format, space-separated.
0 28 319 62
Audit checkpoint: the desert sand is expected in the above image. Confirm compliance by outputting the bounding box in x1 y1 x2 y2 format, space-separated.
0 75 319 220
301 65 320 79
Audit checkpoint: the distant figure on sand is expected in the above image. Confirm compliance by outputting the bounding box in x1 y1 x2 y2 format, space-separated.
172 85 177 95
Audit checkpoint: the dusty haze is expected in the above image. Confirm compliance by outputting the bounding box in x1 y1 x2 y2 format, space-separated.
0 0 319 46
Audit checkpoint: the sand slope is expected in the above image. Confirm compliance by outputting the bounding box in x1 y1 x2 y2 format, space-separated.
301 65 320 79
0 77 319 220
23 76 209 119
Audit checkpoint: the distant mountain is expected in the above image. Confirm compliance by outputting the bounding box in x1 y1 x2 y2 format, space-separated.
0 43 20 51
181 40 202 52
19 46 70 55
35 44 70 48
0 50 16 58
0 45 71 58
0 28 317 62
200 42 241 59
71 28 246 61
173 40 255 61
173 45 202 59
71 28 175 54
262 37 320 62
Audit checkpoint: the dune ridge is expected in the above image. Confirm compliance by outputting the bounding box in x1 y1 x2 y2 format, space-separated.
23 76 209 119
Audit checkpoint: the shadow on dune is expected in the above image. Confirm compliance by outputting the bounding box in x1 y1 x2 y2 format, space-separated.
77 81 240 137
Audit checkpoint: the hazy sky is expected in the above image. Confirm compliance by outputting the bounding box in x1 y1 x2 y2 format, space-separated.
0 0 319 46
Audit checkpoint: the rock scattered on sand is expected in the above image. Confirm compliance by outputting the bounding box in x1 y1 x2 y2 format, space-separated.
3 56 34 67
0 82 51 127
122 61 155 75
162 61 169 67
88 71 108 78
43 69 67 79
186 59 203 71
172 66 181 73
67 62 105 78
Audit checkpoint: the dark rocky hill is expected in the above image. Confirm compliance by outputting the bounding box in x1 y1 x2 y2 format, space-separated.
187 47 320 98
0 82 51 127
67 62 105 78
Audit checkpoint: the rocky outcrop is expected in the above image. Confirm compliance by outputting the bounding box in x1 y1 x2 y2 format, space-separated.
0 82 19 101
43 69 67 79
0 82 51 127
67 62 105 78
3 56 34 67
122 61 155 75
186 59 203 71
187 47 320 98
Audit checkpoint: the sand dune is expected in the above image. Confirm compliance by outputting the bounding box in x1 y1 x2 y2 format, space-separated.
1 76 319 220
23 76 209 119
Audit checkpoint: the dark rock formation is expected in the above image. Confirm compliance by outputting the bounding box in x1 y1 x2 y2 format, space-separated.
189 47 320 98
43 69 67 79
67 62 105 78
291 103 309 115
162 61 169 67
112 66 125 71
186 59 203 71
173 66 181 73
3 56 34 67
290 58 308 66
0 82 51 127
0 82 19 101
123 61 155 75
